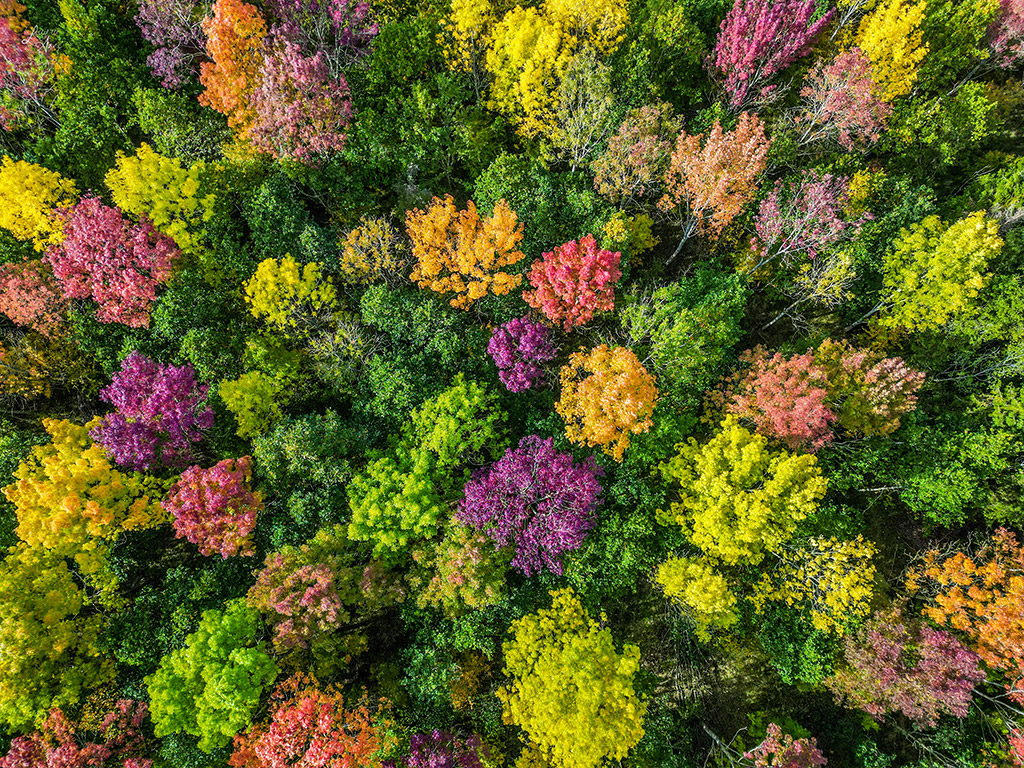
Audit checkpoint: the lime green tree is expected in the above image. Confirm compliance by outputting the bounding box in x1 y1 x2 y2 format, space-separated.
146 599 279 752
877 211 1003 331
498 588 646 768
657 417 828 565
0 543 113 730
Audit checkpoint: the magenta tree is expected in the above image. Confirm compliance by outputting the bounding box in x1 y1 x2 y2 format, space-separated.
743 723 827 768
457 435 603 576
47 197 180 328
164 456 263 558
135 0 206 89
487 316 558 393
712 0 833 108
90 351 214 472
384 730 490 768
827 603 985 727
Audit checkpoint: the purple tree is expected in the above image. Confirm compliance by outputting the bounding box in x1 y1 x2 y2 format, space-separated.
384 730 490 768
751 171 869 272
712 0 833 108
249 36 353 163
265 0 378 74
90 351 214 472
796 48 892 151
827 603 986 727
487 316 558 393
457 436 603 576
135 0 206 89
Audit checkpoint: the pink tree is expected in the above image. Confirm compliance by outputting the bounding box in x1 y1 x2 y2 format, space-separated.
164 456 263 558
522 235 622 331
135 0 206 89
795 49 892 151
0 700 153 768
990 0 1024 68
659 112 770 258
0 8 55 130
265 0 378 74
0 259 66 337
721 346 837 451
47 197 180 328
827 603 985 727
750 171 870 272
249 36 353 163
712 0 833 109
743 723 827 768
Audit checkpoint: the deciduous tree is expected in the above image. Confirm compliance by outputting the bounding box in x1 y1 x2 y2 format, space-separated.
135 0 206 88
655 555 739 639
743 724 827 768
556 344 657 461
591 102 677 207
854 0 929 102
90 351 214 472
245 255 338 338
0 157 77 250
712 0 833 108
827 602 985 726
47 197 181 328
659 112 770 250
497 588 646 768
0 260 66 337
199 0 267 138
146 600 279 752
457 435 603 576
406 194 525 309
523 235 621 331
658 417 828 565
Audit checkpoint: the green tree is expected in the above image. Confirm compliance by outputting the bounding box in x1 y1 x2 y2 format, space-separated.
146 599 280 752
878 211 1003 331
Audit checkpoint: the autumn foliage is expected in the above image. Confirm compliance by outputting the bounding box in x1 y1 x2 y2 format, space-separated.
556 344 656 461
199 0 267 137
522 235 622 331
406 194 526 309
164 456 263 558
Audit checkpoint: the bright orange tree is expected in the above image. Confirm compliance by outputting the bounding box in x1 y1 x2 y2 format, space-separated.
908 528 1024 702
658 112 770 246
556 344 657 461
198 0 267 139
406 194 526 309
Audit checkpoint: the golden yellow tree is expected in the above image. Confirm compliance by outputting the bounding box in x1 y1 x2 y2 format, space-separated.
0 157 78 250
556 344 657 461
854 0 929 101
655 556 739 639
406 194 525 309
752 536 877 634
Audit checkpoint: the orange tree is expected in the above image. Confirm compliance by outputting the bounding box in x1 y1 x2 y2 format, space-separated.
405 194 526 309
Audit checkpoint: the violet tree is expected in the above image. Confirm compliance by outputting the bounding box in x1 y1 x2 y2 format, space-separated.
457 435 603 576
90 351 214 472
265 0 377 74
384 730 490 768
487 316 558 393
712 0 833 108
135 0 206 89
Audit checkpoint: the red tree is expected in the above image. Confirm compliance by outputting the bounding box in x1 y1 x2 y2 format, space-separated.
522 235 622 331
230 676 394 768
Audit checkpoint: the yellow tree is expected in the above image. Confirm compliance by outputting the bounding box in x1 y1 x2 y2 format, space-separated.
752 536 877 634
485 0 627 140
105 143 216 256
854 0 929 102
406 194 525 309
498 588 646 768
2 418 168 595
0 156 78 250
556 344 656 462
658 416 828 566
655 556 739 639
244 255 338 338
